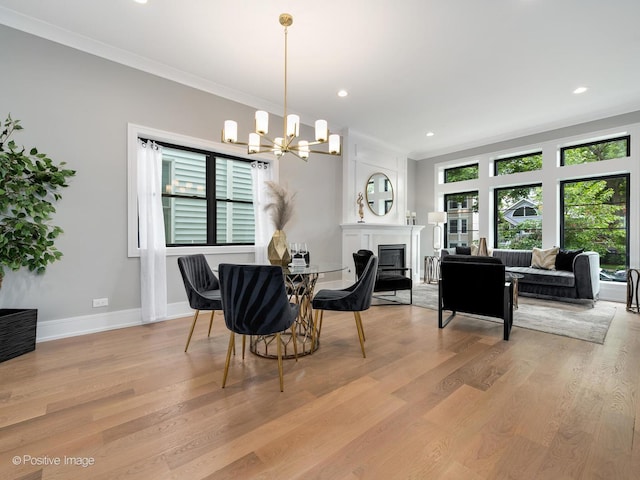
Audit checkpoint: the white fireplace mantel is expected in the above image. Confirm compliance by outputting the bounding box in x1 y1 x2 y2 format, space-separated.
341 223 425 283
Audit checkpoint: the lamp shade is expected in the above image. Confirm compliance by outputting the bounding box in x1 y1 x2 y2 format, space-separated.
428 211 447 225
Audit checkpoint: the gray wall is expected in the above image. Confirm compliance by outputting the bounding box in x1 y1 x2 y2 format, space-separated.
0 25 342 325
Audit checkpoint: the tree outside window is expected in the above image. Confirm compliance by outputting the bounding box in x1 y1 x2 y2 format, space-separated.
562 175 628 282
561 136 629 166
444 163 478 183
495 184 542 249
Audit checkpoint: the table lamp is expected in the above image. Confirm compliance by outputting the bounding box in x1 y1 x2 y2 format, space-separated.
428 211 448 254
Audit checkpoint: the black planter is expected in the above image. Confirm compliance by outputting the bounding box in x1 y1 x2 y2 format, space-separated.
0 308 37 363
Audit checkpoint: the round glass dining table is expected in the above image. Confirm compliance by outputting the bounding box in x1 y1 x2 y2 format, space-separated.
252 262 347 359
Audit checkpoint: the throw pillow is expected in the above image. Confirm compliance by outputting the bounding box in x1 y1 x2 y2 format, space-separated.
470 244 478 255
456 246 471 255
531 246 560 270
555 248 584 272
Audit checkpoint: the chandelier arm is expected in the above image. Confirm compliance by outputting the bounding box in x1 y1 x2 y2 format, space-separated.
307 149 340 155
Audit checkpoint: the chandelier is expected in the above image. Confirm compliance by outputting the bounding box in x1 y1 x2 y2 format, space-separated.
221 13 341 161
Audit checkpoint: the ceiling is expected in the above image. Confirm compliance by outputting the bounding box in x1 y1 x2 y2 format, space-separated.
2 0 640 159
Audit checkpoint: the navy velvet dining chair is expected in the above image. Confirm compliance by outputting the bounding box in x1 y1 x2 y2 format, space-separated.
177 254 223 352
218 264 299 392
311 255 378 358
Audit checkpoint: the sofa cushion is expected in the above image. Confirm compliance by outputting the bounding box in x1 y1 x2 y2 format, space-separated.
492 249 532 268
531 247 559 270
555 248 584 272
506 266 576 288
455 246 471 255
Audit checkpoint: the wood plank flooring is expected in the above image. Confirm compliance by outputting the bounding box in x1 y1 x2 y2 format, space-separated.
1 302 639 479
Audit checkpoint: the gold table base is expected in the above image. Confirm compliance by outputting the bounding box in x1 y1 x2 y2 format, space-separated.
250 272 320 359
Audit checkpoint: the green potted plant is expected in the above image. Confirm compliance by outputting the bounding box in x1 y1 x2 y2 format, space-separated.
0 114 76 362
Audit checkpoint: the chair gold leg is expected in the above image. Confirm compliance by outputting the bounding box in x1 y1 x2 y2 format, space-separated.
312 310 320 350
354 312 366 358
207 310 215 337
222 332 235 388
291 324 298 361
276 333 284 392
313 310 324 350
242 335 246 359
184 310 200 352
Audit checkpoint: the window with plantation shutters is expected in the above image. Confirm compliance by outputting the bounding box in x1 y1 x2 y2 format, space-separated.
152 140 255 246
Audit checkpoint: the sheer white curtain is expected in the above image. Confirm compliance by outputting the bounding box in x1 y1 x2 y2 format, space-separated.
137 139 167 323
251 161 274 264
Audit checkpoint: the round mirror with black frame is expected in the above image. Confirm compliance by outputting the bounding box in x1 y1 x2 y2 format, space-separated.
366 172 394 216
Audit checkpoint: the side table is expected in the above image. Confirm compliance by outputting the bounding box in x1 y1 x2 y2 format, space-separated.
627 268 640 313
424 255 440 284
507 273 524 309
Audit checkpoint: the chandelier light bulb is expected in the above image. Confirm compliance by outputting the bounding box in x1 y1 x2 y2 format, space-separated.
298 140 310 159
274 137 284 157
255 111 269 135
248 133 261 154
286 114 300 137
315 119 328 142
329 134 341 155
223 120 238 143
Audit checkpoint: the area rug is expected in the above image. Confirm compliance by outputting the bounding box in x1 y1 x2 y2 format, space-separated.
381 283 616 344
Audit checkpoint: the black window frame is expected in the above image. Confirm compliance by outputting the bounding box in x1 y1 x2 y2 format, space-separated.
444 190 479 248
142 137 254 247
493 183 543 249
444 163 479 183
560 135 630 166
494 151 543 176
560 173 630 272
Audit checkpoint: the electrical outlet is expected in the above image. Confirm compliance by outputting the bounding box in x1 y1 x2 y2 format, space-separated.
92 298 109 308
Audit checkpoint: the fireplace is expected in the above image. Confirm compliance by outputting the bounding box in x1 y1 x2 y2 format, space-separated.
378 244 406 270
340 223 424 283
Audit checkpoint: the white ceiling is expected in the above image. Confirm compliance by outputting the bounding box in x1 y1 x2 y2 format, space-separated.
2 0 640 159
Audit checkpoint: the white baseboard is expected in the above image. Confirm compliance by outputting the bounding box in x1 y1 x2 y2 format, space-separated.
36 302 192 343
36 279 347 343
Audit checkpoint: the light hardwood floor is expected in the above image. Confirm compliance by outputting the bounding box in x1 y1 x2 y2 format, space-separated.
1 301 639 479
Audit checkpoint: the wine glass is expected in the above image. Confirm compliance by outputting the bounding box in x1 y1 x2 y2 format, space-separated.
298 242 308 264
289 242 299 259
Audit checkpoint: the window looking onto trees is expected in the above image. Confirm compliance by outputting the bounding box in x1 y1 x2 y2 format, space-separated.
494 152 542 176
445 191 478 247
561 135 630 166
494 184 542 249
444 163 479 183
561 174 629 282
157 142 254 246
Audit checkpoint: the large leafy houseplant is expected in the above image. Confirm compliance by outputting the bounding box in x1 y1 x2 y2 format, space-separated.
0 114 76 289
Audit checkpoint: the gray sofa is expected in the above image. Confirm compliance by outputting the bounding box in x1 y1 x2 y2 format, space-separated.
441 248 600 305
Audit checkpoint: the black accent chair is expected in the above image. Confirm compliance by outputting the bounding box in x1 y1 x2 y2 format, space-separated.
218 264 299 392
312 255 378 357
177 254 223 352
353 249 412 304
438 254 514 341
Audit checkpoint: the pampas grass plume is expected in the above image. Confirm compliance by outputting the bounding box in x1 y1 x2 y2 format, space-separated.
264 181 296 230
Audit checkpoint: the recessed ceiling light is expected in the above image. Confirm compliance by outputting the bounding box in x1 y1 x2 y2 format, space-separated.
573 86 588 94
134 0 148 4
337 90 348 97
426 131 435 137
